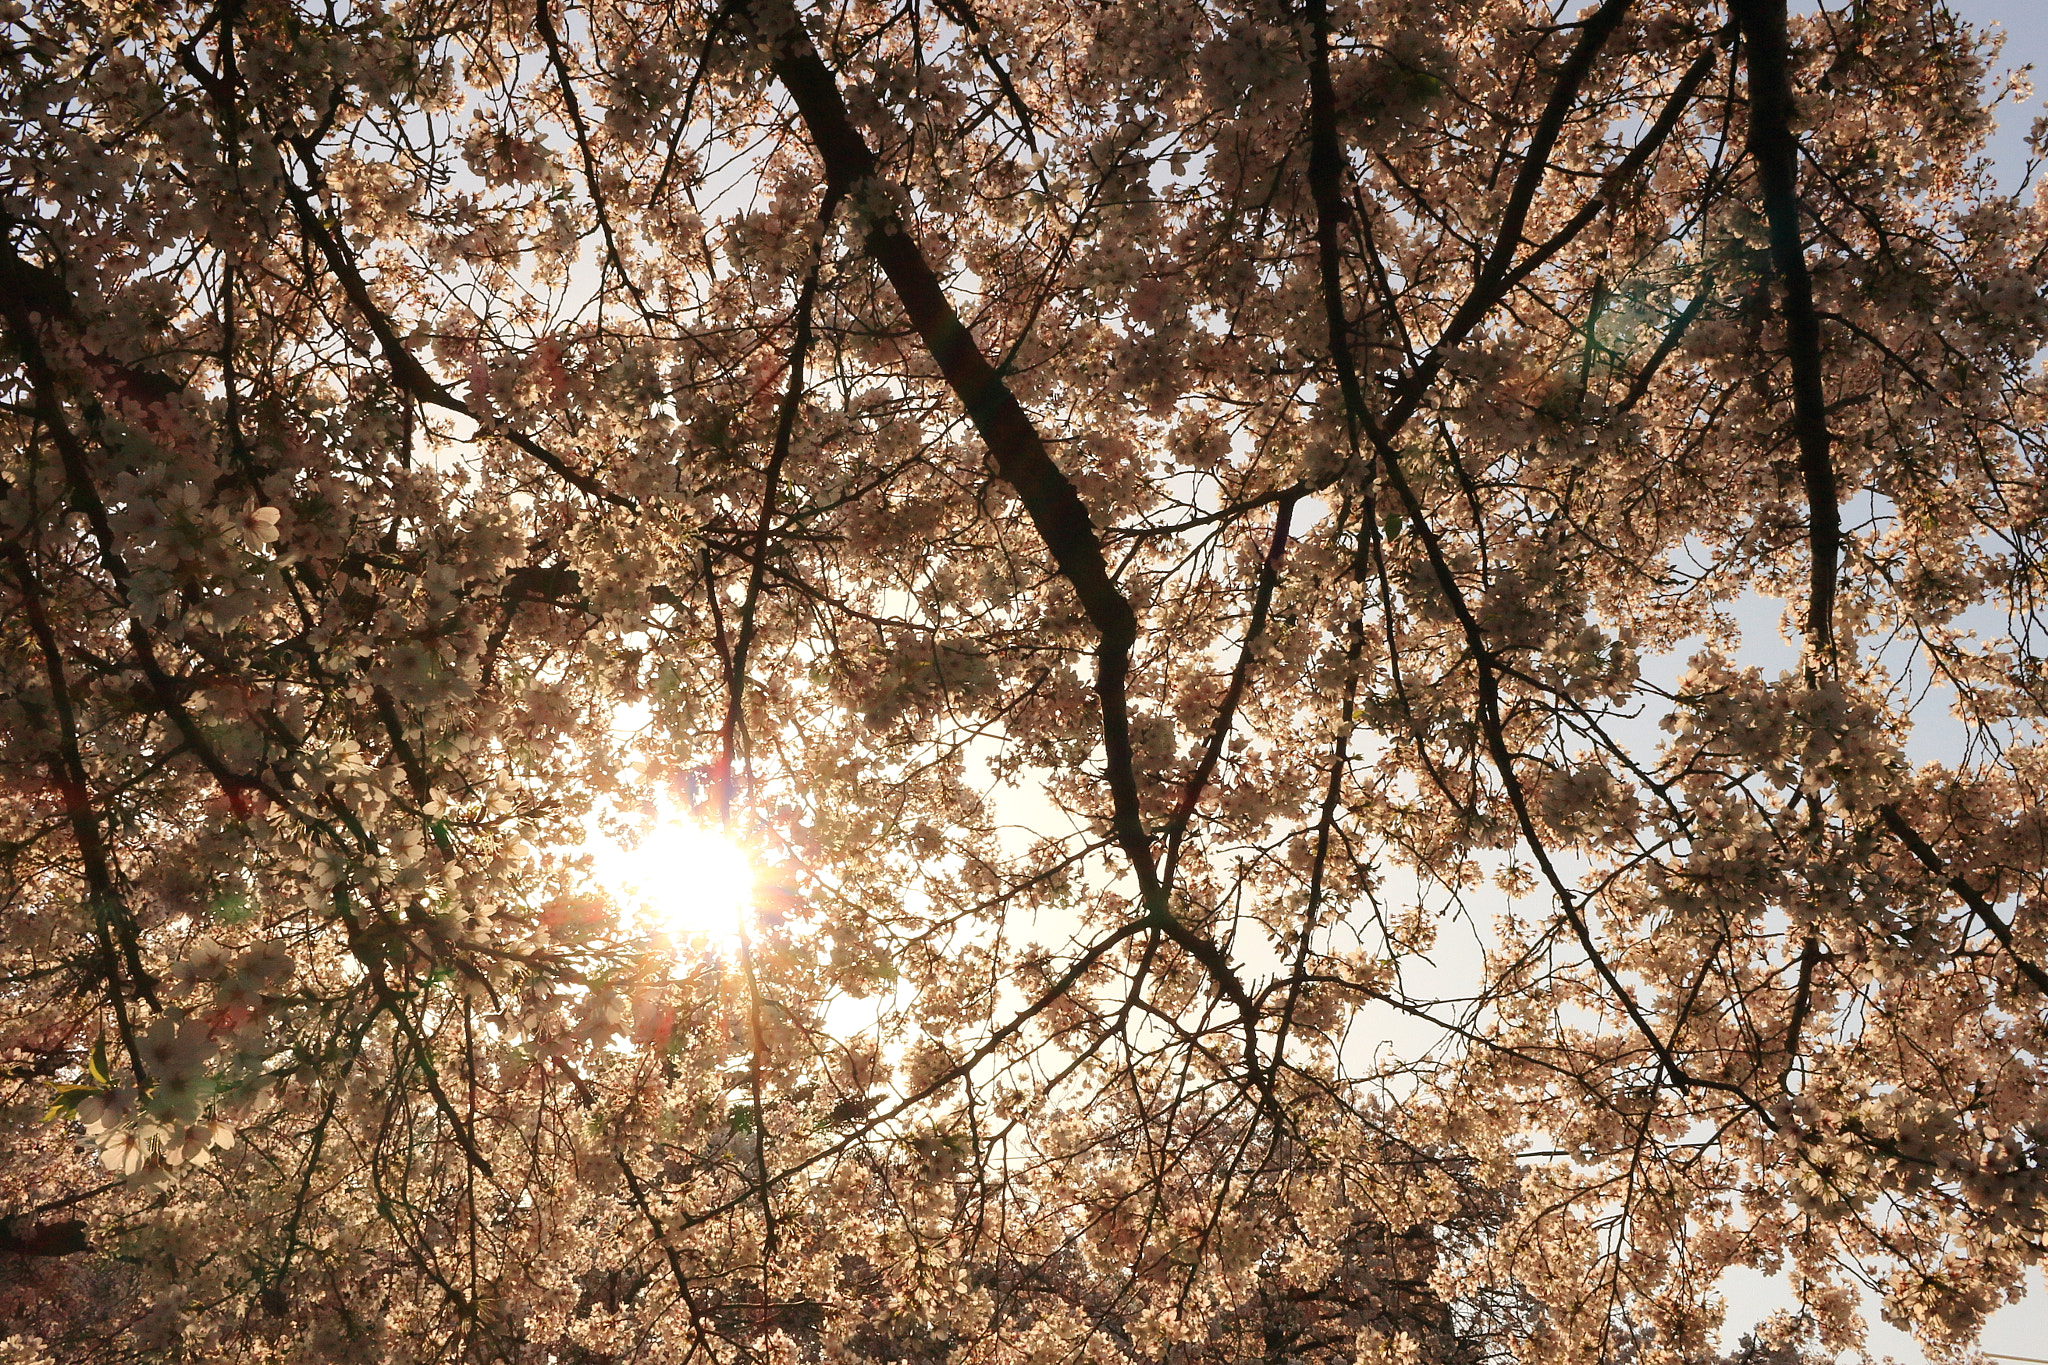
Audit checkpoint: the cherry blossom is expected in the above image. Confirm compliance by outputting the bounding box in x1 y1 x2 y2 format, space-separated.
1 0 2043 1360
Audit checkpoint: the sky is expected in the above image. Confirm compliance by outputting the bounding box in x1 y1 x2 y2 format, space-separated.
1961 1 2047 195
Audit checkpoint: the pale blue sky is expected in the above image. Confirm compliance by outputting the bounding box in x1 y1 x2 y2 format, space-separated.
1961 0 2048 194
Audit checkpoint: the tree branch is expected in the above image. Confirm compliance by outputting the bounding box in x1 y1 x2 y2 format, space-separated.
1731 0 1840 657
1881 805 2048 997
534 0 655 314
275 146 631 510
4 543 155 1081
747 0 1157 905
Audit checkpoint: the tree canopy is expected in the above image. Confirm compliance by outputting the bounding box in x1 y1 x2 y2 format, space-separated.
3 0 2045 1360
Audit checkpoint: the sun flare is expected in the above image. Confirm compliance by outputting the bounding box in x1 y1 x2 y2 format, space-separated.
591 814 756 944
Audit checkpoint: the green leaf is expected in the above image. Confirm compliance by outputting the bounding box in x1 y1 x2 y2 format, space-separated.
44 1083 98 1123
209 891 254 925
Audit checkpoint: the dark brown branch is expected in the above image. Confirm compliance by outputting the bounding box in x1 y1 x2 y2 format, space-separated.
1229 1 1701 527
1493 43 1720 297
333 893 500 1182
747 0 1156 906
1304 0 1370 443
534 0 654 314
0 229 183 417
614 1154 718 1357
372 687 454 858
168 47 623 506
1881 805 2048 997
4 544 155 1081
669 916 1155 1233
1731 0 1840 656
1373 0 1636 440
274 152 631 510
1160 497 1296 889
1303 0 1758 1104
1779 929 1820 1088
929 0 1042 151
1614 275 1714 416
716 193 845 1278
1263 619 1364 1091
0 1219 90 1258
0 306 296 828
749 2 1276 1079
721 191 841 802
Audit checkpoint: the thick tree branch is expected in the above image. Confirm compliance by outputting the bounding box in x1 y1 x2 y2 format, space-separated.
333 892 500 1182
167 48 623 506
1731 0 1840 657
1305 0 1371 444
670 916 1156 1233
1263 618 1364 1092
0 1219 90 1258
0 230 183 418
714 193 846 1275
721 192 841 802
1495 43 1720 296
0 299 304 828
1373 0 1635 439
1615 274 1714 416
746 0 1157 905
1303 0 1753 1103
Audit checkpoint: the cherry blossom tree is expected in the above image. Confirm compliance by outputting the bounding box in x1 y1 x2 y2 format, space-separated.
3 0 2045 1359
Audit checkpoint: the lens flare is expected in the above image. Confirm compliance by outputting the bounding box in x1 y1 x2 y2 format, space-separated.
592 815 755 944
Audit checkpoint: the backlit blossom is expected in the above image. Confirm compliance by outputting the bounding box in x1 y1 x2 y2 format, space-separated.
2 0 2043 1361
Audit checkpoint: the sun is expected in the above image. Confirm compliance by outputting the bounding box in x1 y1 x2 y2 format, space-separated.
591 813 756 944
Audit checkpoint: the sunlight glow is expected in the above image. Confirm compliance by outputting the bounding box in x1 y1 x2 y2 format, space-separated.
590 813 756 945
